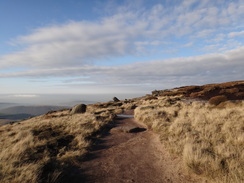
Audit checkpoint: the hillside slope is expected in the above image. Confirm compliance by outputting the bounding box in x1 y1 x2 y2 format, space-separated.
0 106 116 183
135 80 244 183
152 80 244 100
0 80 243 183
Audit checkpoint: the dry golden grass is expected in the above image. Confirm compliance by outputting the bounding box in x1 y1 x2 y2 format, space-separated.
1 81 242 182
88 99 139 115
0 108 115 183
135 97 244 183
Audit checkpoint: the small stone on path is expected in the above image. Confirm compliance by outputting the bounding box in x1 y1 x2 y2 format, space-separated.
110 126 146 133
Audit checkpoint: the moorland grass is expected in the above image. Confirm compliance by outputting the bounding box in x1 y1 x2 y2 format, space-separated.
0 108 115 183
135 97 244 183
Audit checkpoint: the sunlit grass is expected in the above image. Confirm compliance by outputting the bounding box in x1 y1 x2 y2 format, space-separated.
135 97 244 183
0 107 115 183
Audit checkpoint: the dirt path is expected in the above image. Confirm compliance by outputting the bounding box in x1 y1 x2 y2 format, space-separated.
80 112 207 183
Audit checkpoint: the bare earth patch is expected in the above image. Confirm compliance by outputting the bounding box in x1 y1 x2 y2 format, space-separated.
80 113 208 183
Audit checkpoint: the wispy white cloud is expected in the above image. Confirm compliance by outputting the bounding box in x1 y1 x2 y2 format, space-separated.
1 47 243 90
182 42 193 47
12 94 39 98
0 0 244 93
228 30 244 38
2 20 143 68
0 0 243 70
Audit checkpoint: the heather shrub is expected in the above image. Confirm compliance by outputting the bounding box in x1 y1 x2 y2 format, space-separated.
144 96 158 101
235 92 244 98
208 95 227 105
220 88 239 94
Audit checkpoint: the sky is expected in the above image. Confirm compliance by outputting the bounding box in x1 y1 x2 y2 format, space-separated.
0 0 244 105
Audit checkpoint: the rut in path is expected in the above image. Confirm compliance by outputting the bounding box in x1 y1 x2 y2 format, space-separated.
79 113 207 183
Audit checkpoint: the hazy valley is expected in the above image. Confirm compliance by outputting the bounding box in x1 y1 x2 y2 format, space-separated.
0 105 69 125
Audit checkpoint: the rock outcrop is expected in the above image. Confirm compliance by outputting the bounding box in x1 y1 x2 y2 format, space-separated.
71 104 87 114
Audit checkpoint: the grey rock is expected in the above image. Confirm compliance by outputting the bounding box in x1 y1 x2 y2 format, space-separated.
113 97 120 102
71 104 87 114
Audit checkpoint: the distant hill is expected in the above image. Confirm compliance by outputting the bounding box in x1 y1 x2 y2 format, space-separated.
0 105 69 116
61 100 98 106
0 103 18 110
0 113 32 119
0 112 34 126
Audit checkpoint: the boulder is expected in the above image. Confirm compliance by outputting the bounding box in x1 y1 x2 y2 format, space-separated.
113 97 120 102
71 104 87 114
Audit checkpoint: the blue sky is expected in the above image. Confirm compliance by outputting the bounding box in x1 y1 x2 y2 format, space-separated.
0 0 244 104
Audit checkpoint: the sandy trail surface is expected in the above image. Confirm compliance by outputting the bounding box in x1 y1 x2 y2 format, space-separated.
80 111 207 183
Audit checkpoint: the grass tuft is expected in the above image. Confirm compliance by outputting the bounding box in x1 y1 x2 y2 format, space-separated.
135 97 244 182
0 108 115 183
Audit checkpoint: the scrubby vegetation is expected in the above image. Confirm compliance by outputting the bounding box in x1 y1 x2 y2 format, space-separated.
152 80 244 101
0 106 116 183
208 95 227 105
135 81 244 183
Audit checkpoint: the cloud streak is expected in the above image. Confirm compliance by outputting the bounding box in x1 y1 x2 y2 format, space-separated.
1 0 243 69
228 30 244 38
1 47 243 90
0 0 244 93
12 94 39 98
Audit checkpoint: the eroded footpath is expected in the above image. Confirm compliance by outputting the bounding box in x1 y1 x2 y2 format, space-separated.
80 111 208 183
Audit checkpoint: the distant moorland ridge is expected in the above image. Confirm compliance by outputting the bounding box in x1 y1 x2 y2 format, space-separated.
152 80 244 100
0 105 68 116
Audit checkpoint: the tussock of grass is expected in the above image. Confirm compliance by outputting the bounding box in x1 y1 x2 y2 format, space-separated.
135 97 244 182
0 108 115 183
